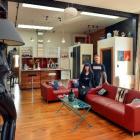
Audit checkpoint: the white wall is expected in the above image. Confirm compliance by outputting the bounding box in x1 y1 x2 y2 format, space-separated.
43 32 73 48
17 29 38 57
114 37 133 76
80 44 93 71
17 29 74 57
69 43 93 78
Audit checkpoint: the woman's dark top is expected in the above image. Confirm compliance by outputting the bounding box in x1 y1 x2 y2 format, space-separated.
79 72 95 88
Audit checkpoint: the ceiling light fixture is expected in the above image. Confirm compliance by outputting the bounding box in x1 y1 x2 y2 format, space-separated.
64 7 78 17
81 12 119 19
30 37 34 42
38 39 43 43
18 24 53 30
61 37 66 43
47 39 51 43
37 32 44 35
22 3 64 12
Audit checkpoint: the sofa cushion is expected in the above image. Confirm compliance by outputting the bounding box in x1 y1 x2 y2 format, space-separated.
72 79 79 88
89 96 125 124
52 80 59 90
85 94 99 105
102 83 118 99
97 88 107 96
115 88 128 103
123 90 140 104
131 98 140 104
104 102 125 124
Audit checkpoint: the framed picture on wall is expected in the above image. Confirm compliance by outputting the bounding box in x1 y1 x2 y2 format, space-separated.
118 50 131 61
124 51 131 61
118 51 124 61
82 55 91 64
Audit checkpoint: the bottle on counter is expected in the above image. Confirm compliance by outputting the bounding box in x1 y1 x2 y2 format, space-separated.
24 64 28 70
68 89 75 102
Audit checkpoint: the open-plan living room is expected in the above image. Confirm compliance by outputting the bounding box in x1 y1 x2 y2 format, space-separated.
1 0 140 140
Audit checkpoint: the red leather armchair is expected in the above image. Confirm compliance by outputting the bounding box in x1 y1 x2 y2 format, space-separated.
41 80 78 103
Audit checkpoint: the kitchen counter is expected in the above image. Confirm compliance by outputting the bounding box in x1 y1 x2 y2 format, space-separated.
19 68 71 89
21 68 70 72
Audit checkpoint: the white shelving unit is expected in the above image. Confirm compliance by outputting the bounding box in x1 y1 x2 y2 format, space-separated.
98 37 133 88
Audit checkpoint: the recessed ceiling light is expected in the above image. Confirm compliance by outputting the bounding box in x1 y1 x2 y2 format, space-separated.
47 39 51 43
18 24 53 30
22 3 64 12
37 32 44 35
81 12 119 19
38 39 43 43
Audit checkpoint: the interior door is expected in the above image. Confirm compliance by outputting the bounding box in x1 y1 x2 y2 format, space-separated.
73 46 80 78
101 48 112 84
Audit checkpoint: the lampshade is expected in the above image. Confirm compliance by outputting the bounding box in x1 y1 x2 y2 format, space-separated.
0 19 24 46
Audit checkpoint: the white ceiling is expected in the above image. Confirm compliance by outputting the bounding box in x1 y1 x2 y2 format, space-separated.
8 1 126 33
57 0 140 13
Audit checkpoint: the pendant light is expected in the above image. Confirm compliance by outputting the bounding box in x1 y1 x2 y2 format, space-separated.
61 29 65 43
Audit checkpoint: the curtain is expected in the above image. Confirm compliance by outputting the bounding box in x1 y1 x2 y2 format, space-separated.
135 16 140 90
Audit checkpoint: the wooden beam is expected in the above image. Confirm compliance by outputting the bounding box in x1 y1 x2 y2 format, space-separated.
8 0 138 18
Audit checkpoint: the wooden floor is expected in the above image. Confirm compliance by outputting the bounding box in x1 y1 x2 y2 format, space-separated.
12 84 140 140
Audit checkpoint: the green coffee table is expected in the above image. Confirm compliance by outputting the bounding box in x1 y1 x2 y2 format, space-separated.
57 95 92 131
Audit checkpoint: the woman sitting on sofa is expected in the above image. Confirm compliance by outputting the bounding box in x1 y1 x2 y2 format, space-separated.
78 63 95 101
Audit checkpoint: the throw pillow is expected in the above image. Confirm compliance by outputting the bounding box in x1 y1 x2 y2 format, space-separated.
72 80 79 88
97 88 107 96
115 88 128 103
131 98 140 104
52 80 59 90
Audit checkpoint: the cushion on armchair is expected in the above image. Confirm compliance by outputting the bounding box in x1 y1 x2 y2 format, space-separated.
72 79 79 88
51 80 63 90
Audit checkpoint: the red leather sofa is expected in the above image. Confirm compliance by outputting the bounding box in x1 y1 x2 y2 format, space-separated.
86 83 140 135
40 80 78 103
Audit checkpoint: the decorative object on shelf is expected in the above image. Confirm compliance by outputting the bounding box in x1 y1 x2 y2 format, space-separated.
23 63 28 70
64 7 78 17
121 32 126 37
113 30 119 36
68 89 75 102
107 32 112 38
127 32 132 37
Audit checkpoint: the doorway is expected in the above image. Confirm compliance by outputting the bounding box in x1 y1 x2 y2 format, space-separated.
73 46 80 78
100 48 113 84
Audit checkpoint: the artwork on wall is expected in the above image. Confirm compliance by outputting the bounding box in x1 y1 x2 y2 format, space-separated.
124 51 131 61
118 50 131 61
82 55 91 64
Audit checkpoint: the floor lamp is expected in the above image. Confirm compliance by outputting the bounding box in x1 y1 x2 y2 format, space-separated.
0 19 24 140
